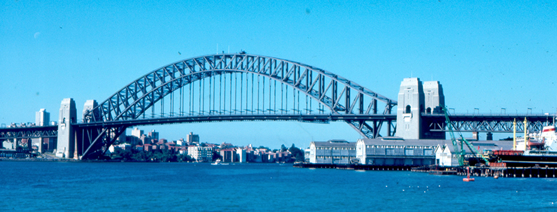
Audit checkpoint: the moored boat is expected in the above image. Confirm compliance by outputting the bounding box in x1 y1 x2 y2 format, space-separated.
494 126 557 167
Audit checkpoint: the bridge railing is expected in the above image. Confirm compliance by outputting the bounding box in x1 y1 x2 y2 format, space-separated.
422 113 556 118
0 121 59 129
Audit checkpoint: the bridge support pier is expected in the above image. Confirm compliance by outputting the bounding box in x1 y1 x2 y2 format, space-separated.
396 78 445 139
56 98 76 159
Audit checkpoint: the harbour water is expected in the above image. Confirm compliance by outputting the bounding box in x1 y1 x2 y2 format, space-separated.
1 161 557 211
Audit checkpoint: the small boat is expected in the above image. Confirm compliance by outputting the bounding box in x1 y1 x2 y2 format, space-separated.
211 159 229 165
211 159 221 165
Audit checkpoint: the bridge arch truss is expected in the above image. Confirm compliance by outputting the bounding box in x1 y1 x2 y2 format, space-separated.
81 54 398 159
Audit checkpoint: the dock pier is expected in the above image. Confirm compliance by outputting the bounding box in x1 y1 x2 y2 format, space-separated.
294 163 415 171
455 166 557 178
294 163 557 178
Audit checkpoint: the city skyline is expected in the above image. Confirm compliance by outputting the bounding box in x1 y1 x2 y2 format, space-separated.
1 1 556 148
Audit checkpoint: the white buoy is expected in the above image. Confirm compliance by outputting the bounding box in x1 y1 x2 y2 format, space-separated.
386 185 388 187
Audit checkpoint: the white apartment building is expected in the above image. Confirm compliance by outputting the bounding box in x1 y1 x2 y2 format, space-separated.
188 146 213 162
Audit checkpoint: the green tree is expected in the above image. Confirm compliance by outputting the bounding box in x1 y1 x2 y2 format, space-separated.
111 148 129 160
289 144 305 162
160 150 177 162
131 151 147 162
178 154 191 162
212 151 221 161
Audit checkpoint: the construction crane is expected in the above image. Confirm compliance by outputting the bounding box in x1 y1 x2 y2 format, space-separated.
442 106 490 167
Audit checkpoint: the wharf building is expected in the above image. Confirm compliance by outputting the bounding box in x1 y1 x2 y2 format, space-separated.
307 138 512 167
306 139 436 166
356 139 437 166
307 140 357 165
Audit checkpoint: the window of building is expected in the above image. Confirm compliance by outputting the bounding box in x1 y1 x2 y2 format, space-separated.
386 149 394 155
405 105 411 113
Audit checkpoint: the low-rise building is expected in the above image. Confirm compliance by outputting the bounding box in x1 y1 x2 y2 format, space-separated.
143 144 152 152
433 140 513 167
177 146 187 155
220 148 236 162
176 139 185 146
435 144 457 166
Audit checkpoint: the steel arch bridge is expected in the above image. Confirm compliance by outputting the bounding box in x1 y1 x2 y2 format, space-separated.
79 53 398 159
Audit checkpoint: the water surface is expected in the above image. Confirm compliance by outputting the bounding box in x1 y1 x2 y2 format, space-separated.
1 161 556 211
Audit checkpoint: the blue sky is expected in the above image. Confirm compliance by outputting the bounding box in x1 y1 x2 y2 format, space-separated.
1 1 556 148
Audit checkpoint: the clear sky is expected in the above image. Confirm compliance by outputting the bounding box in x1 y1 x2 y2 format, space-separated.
1 1 556 149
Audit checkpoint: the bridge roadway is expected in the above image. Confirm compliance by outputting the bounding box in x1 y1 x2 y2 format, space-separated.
0 125 57 139
75 113 556 133
1 113 553 140
75 114 396 128
423 113 553 133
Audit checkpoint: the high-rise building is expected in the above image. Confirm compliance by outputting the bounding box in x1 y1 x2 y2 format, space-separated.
34 109 52 153
35 109 50 126
186 132 199 144
236 148 246 163
148 130 159 140
131 128 143 138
